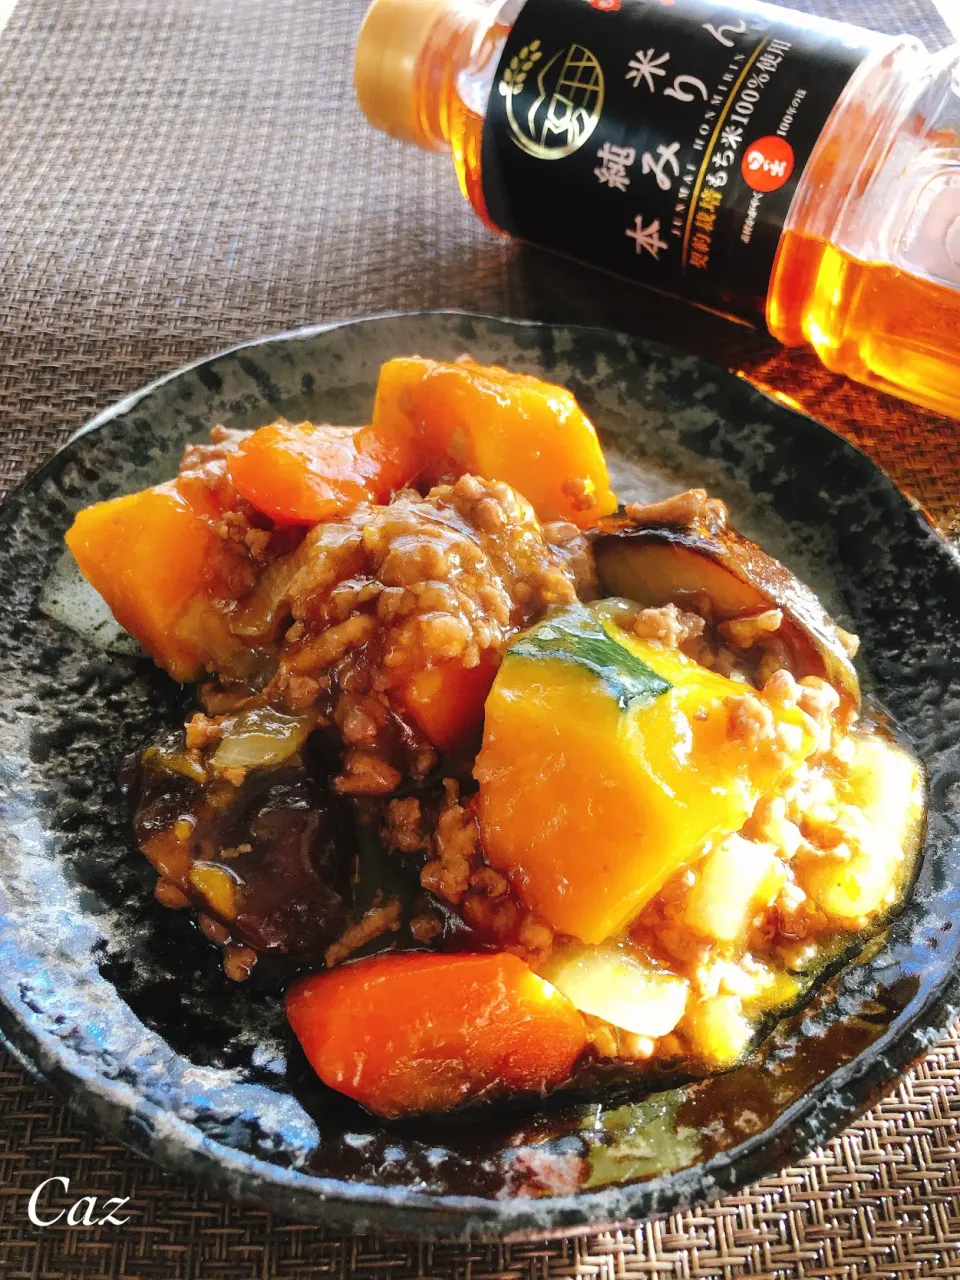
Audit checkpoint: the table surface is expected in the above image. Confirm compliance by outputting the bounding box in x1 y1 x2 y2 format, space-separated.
1 1 959 1276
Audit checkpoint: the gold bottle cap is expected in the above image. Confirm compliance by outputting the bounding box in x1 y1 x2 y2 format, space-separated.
354 0 450 148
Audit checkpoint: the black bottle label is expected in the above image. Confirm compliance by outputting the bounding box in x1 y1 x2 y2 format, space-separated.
481 0 880 324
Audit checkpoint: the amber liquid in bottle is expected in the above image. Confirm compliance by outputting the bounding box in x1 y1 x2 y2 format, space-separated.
770 235 960 416
764 41 960 418
362 0 960 419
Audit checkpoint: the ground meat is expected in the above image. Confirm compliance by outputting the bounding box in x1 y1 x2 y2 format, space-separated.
336 694 387 747
282 475 591 683
560 476 597 514
516 913 554 955
223 943 258 983
797 676 841 728
744 794 804 859
380 777 554 962
624 488 728 528
419 781 481 905
725 692 776 747
334 748 403 796
325 897 403 968
837 626 860 658
244 526 272 561
179 428 249 496
409 911 444 944
754 635 800 687
762 668 803 709
631 602 706 649
383 796 428 854
543 520 598 597
459 893 553 962
718 608 783 650
284 675 324 712
469 866 510 898
185 713 224 750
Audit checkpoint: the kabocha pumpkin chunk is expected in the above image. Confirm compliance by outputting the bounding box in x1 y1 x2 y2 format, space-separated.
372 357 618 527
228 420 421 525
65 482 238 681
286 952 587 1118
475 604 820 945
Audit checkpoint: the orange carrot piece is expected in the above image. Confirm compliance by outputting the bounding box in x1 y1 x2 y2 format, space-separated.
228 421 420 524
373 357 618 528
286 951 587 1117
397 655 496 750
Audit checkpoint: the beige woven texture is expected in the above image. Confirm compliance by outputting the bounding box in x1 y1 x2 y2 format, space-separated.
1 1 959 1275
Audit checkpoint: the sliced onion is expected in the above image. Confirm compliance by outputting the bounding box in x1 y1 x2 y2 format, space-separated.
142 745 207 783
231 556 297 639
212 707 315 771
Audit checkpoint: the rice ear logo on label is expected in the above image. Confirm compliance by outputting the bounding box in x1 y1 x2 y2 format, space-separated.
499 40 605 159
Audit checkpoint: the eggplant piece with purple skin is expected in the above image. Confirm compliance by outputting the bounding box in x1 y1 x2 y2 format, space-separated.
133 738 352 961
592 490 860 707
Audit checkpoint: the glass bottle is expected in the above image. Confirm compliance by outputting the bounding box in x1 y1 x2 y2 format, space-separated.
355 0 960 419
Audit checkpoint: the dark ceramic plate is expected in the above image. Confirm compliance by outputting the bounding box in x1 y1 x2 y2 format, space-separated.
1 313 960 1239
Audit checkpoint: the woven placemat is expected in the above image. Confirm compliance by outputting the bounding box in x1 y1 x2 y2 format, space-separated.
1 1 959 1275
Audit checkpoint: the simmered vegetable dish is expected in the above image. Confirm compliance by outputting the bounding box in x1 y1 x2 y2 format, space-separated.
67 356 924 1119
